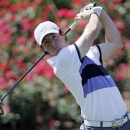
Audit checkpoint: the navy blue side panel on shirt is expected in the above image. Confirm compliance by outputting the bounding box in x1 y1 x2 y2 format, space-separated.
79 56 116 98
74 44 82 62
96 45 103 64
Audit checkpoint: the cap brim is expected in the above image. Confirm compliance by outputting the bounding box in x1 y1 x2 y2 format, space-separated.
39 30 59 46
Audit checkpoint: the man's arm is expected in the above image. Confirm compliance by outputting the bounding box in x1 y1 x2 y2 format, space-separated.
98 9 124 62
74 10 101 58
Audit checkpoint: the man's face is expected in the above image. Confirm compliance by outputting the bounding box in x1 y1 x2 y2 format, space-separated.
41 33 67 56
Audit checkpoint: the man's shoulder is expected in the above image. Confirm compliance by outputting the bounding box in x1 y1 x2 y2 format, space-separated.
47 44 78 66
87 46 98 56
86 45 100 62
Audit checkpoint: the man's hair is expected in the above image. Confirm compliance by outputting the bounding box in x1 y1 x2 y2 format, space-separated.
59 29 67 41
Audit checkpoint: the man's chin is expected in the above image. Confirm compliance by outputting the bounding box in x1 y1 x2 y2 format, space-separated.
52 50 60 56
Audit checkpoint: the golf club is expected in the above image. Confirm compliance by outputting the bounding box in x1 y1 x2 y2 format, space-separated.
0 20 78 115
0 2 97 115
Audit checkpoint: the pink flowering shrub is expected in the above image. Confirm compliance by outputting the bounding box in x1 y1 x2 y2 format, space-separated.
0 0 130 130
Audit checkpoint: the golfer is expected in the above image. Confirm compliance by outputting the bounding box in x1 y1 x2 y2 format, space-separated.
34 5 130 130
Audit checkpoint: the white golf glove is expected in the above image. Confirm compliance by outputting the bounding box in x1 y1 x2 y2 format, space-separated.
91 6 103 17
80 2 97 12
84 2 97 10
80 2 103 17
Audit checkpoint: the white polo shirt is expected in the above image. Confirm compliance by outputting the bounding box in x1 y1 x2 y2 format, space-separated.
47 44 127 121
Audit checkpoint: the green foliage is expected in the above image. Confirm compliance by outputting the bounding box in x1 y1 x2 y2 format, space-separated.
0 0 130 130
52 0 72 9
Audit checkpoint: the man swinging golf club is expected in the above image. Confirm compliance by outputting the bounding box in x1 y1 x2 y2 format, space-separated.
34 2 130 130
0 2 129 130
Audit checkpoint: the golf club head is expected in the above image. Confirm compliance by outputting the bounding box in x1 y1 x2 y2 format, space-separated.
0 102 4 115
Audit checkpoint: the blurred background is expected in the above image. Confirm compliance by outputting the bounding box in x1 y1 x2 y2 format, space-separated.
0 0 130 130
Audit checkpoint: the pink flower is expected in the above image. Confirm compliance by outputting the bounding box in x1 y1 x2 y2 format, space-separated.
99 0 108 2
80 21 86 26
0 77 7 90
9 4 18 12
9 2 30 11
28 37 35 44
63 86 70 93
25 73 33 81
108 4 116 11
0 1 9 7
21 18 32 31
3 105 10 114
17 62 26 69
10 57 27 70
45 4 53 12
116 50 123 56
74 21 86 33
0 62 10 70
17 36 27 44
0 51 3 58
5 71 16 80
119 63 128 72
49 119 57 126
10 57 24 65
9 14 16 21
114 21 125 30
72 0 83 6
115 72 124 81
12 47 20 54
113 0 123 3
22 47 30 53
123 39 130 50
40 12 49 21
57 8 76 19
0 21 12 35
34 0 42 4
34 62 45 75
44 67 55 79
0 33 11 45
34 62 55 78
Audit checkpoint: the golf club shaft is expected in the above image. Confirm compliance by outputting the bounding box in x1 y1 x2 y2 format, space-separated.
0 21 78 102
0 53 46 102
64 21 78 35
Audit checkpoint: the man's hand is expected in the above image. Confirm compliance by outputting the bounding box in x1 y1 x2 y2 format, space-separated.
80 2 97 12
74 10 96 22
80 2 103 17
92 6 103 17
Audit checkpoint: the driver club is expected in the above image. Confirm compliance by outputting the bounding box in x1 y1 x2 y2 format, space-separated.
0 2 97 115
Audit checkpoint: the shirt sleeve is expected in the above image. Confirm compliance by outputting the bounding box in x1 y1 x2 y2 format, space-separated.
47 44 81 74
87 46 100 61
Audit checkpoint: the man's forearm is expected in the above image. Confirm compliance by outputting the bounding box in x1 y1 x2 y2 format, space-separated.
83 13 100 39
100 10 123 48
75 10 101 58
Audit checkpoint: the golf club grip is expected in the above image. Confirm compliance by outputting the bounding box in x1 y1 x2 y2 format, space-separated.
64 2 97 35
0 53 46 102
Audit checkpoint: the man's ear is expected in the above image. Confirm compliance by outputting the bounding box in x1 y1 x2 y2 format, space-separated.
40 45 46 53
40 45 44 51
40 45 49 54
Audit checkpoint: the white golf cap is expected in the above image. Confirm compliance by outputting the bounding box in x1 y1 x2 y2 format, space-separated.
34 21 60 46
